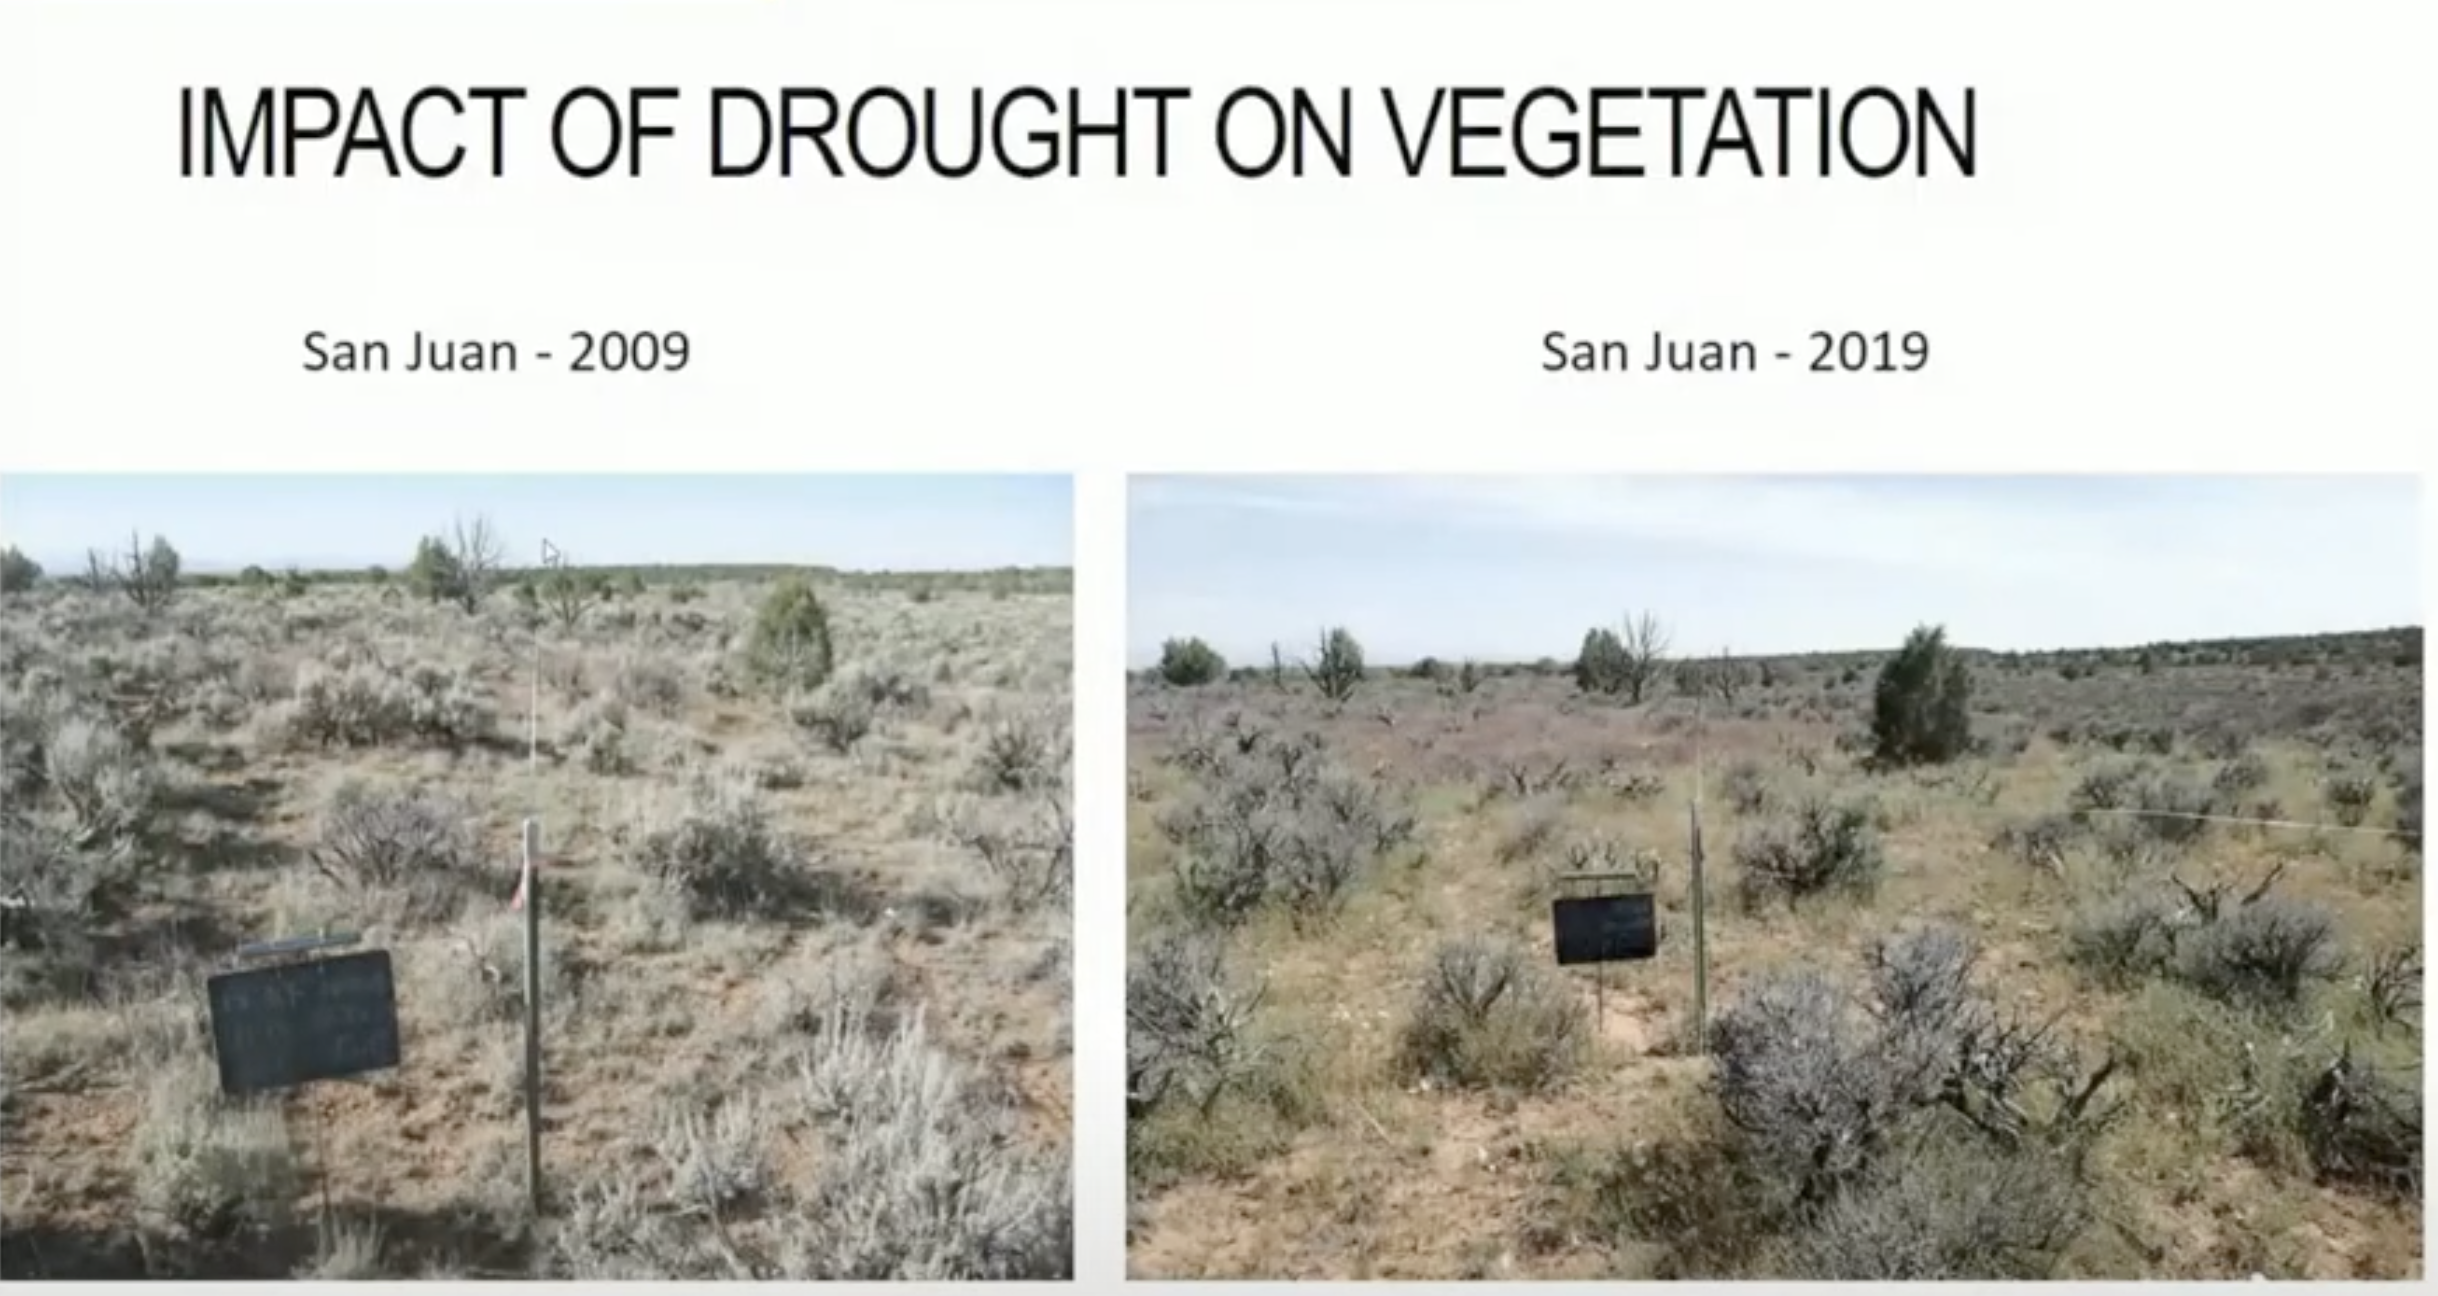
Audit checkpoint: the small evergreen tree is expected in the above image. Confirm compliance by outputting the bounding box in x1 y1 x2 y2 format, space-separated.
1870 624 1975 767
1574 613 1669 702
403 516 502 612
404 535 464 606
0 545 41 593
748 576 836 692
1157 636 1227 687
1305 627 1364 703
1575 627 1628 696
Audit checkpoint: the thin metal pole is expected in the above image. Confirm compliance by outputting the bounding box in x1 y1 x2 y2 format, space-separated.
521 817 543 1219
311 1082 333 1247
521 541 551 1219
1690 684 1710 1056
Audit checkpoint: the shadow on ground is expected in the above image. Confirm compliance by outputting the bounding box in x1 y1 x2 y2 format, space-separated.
0 1201 537 1280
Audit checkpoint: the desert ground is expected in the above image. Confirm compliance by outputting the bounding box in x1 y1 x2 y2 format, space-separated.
1 544 1074 1279
1126 625 2422 1280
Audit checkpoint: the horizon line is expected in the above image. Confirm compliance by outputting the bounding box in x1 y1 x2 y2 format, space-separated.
1138 621 2424 669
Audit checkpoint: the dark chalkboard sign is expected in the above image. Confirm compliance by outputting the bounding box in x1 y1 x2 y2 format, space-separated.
1552 892 1658 965
207 949 401 1096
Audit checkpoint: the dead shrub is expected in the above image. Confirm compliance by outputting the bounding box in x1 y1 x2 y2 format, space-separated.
1127 926 1269 1119
2297 1050 2422 1199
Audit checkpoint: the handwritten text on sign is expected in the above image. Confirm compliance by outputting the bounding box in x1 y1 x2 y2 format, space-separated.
206 949 402 1096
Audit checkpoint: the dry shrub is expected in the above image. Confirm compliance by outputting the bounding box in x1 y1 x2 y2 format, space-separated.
0 814 110 1005
130 1062 302 1245
42 713 160 849
311 778 481 927
968 711 1059 793
1680 927 2114 1278
1396 935 1587 1093
789 684 875 755
1733 797 1884 911
1760 1136 2090 1280
628 776 799 919
1126 926 1317 1189
944 793 1072 913
2064 890 2182 988
1127 927 1269 1119
785 1005 1070 1279
2297 1051 2422 1199
559 696 638 775
2169 895 2341 1009
283 658 493 750
1160 732 1412 928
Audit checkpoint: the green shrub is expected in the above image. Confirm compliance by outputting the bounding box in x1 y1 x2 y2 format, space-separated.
1303 627 1364 703
0 545 39 593
1157 637 1226 687
1574 612 1668 702
1575 627 1628 695
747 577 836 692
2323 773 2378 828
1869 624 1973 767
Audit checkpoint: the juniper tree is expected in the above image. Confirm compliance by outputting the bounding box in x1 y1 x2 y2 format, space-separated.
1870 625 1974 767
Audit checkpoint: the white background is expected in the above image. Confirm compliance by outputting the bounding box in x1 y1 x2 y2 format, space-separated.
2 0 2434 1290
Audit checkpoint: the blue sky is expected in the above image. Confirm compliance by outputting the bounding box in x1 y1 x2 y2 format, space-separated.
1128 475 2423 666
0 475 1072 573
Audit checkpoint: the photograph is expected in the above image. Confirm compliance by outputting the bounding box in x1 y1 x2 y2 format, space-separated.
1123 474 2422 1280
0 473 1075 1280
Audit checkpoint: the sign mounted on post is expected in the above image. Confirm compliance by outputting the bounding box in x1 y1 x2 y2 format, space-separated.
206 948 402 1097
1551 891 1659 965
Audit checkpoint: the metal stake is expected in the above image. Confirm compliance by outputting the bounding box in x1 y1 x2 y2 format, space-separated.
1690 687 1711 1056
521 817 543 1219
